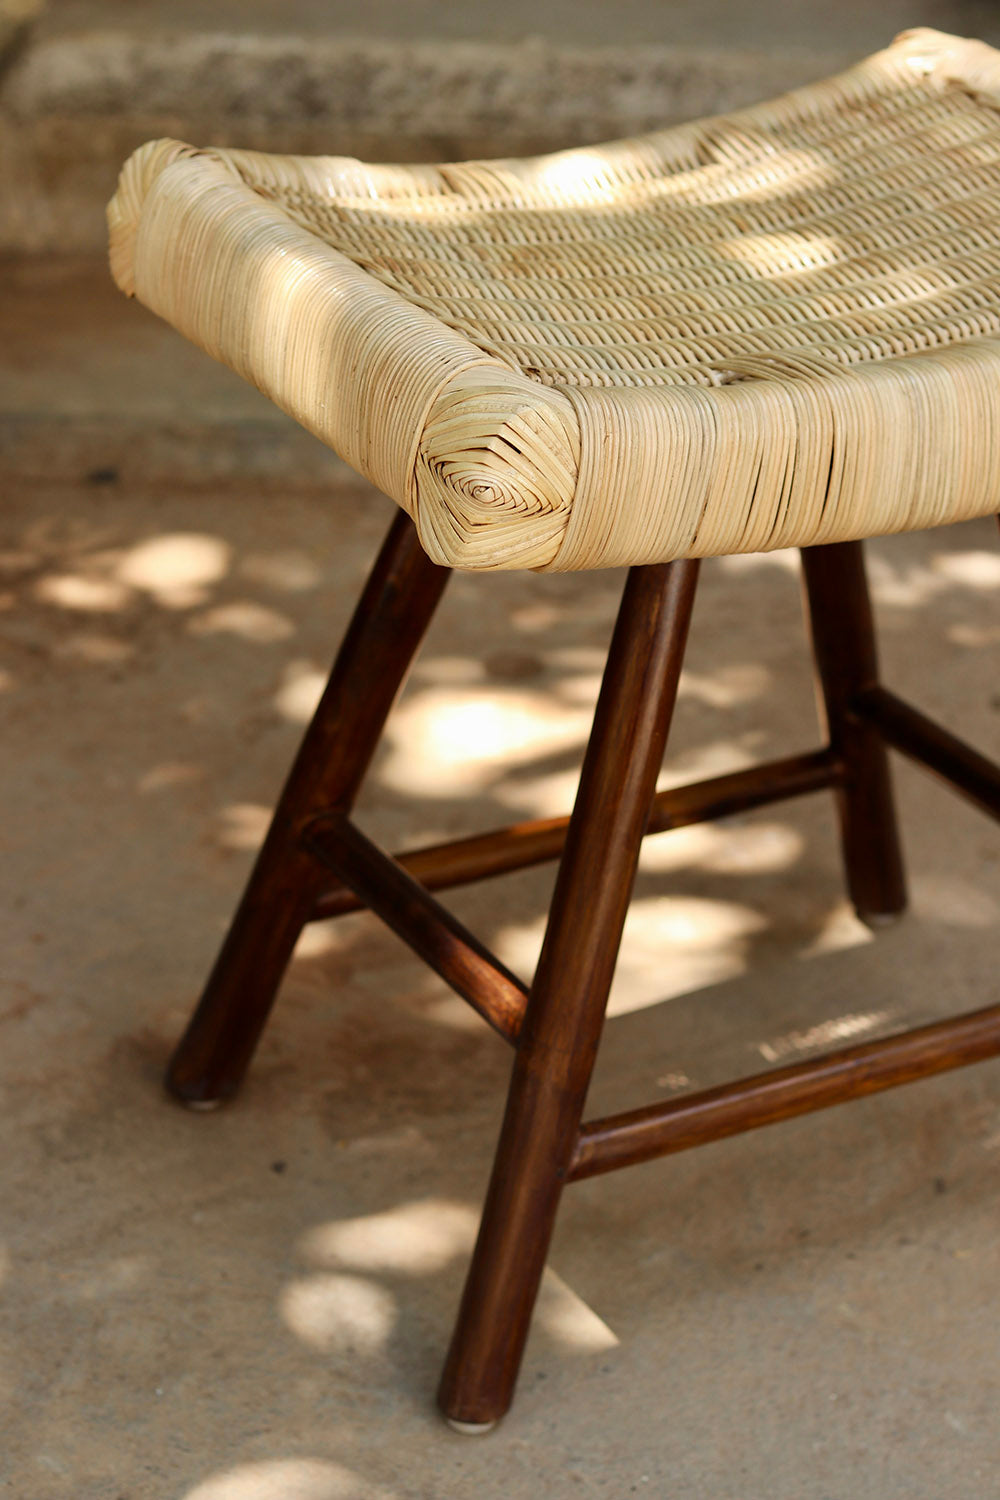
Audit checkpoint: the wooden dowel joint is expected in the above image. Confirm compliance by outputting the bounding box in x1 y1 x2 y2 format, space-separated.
854 686 1000 820
302 812 527 1044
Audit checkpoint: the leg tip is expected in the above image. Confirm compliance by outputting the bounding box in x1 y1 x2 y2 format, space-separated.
445 1418 498 1436
164 1069 232 1111
175 1094 226 1112
858 906 907 931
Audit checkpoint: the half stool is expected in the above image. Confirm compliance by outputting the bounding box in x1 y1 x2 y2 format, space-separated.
109 28 1000 1427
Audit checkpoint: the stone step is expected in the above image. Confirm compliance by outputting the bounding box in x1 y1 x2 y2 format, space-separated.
3 0 956 254
6 3 998 254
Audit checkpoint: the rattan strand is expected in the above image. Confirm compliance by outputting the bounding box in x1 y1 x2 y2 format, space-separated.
109 29 1000 569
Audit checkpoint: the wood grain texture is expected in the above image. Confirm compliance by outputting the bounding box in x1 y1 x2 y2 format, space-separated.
857 686 1000 820
303 813 527 1043
311 749 840 918
165 512 449 1105
437 558 700 1425
801 541 907 924
571 1002 1000 1179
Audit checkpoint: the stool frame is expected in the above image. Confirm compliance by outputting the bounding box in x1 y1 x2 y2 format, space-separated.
166 511 1000 1427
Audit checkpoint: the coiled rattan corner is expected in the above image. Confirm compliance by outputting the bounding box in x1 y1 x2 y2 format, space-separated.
110 29 1000 570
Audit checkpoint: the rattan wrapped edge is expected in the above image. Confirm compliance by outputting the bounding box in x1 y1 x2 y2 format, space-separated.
108 29 1000 571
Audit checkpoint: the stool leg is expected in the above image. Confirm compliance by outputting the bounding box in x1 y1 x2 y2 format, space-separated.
438 557 700 1427
800 540 907 924
166 511 450 1106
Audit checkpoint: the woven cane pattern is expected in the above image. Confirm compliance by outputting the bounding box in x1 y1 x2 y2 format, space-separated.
234 84 1000 390
109 30 1000 569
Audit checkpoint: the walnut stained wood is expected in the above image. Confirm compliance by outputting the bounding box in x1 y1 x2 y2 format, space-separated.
162 513 998 1423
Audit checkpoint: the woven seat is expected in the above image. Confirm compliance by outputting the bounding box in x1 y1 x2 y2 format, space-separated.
112 30 1000 1428
110 28 1000 570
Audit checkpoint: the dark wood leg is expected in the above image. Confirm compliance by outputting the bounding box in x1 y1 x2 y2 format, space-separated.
800 541 907 925
165 511 449 1106
437 557 700 1428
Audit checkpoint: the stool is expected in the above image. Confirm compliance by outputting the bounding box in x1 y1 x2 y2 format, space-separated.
109 28 1000 1427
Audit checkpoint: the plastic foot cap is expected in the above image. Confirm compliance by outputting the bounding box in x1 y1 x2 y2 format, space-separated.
861 908 906 930
445 1417 498 1435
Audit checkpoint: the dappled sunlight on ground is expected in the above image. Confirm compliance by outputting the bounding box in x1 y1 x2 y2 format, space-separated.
183 1460 387 1500
293 919 351 962
0 494 996 1064
137 760 204 794
490 892 768 1015
190 601 296 644
947 621 1000 648
300 1201 477 1277
610 895 769 1013
32 531 235 614
867 545 1000 610
655 737 761 785
380 687 593 798
116 532 232 607
238 549 323 594
679 661 773 709
1 481 997 1497
280 1272 397 1356
283 1198 618 1362
534 1268 620 1352
216 803 274 853
638 819 803 876
51 628 133 663
274 660 329 724
35 570 131 611
932 550 1000 590
4 487 990 1030
491 764 582 820
798 901 875 957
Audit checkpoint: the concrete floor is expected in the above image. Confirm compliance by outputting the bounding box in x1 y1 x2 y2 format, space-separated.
2 382 1000 1491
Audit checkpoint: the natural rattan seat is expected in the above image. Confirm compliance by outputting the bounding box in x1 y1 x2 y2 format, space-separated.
110 29 1000 571
110 28 1000 1429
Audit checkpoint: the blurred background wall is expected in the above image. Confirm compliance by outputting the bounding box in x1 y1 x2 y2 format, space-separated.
3 0 1000 254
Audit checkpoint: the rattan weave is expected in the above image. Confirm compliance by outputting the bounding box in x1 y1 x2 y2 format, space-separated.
109 29 1000 569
